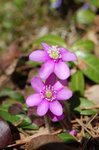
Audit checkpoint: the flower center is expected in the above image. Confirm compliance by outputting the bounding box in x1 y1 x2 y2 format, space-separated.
40 85 56 102
48 46 61 60
45 90 53 98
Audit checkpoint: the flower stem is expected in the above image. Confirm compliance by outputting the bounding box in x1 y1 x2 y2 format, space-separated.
44 115 52 133
62 101 72 130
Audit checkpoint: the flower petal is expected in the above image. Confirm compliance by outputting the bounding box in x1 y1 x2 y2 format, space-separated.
31 77 44 92
29 50 48 62
49 101 63 116
62 51 77 62
51 114 64 122
60 47 68 53
57 88 72 100
37 100 49 116
41 43 51 52
54 61 70 80
45 73 57 86
49 111 64 122
26 94 42 107
53 81 63 91
69 130 77 136
39 60 54 80
59 79 67 86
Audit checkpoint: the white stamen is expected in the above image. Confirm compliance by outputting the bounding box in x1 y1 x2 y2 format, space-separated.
48 46 61 60
40 85 57 102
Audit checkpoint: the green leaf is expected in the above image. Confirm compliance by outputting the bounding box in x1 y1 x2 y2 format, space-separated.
21 124 39 130
50 0 57 3
0 109 20 123
76 53 99 83
58 132 77 143
34 34 66 47
74 97 98 115
13 0 25 8
0 88 24 103
71 39 94 53
27 61 41 67
3 20 13 29
17 115 38 130
76 9 95 25
0 108 38 130
70 70 85 95
90 0 99 8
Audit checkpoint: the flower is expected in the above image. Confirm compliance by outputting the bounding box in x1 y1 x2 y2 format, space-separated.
48 111 64 122
69 130 77 136
29 43 77 80
51 0 62 9
26 76 72 116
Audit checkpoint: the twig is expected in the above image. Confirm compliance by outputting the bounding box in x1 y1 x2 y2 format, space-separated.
81 116 85 137
87 114 98 125
76 119 94 137
86 125 99 135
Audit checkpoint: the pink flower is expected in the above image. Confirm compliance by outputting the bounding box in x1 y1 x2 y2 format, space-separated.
69 130 77 136
26 76 72 116
29 43 77 80
48 111 64 122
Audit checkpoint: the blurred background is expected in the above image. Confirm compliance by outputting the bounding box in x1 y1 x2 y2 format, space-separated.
0 0 99 89
0 0 99 53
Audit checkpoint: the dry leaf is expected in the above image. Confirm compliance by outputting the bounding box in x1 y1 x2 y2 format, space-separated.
0 119 13 149
26 134 79 150
85 85 99 105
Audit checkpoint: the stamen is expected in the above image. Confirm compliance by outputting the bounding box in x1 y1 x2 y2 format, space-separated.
48 46 61 60
40 85 57 102
45 90 52 98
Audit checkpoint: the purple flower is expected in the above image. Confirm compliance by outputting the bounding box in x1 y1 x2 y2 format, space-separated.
29 43 77 80
26 76 72 116
49 111 64 122
69 130 77 136
51 0 62 9
81 3 90 10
